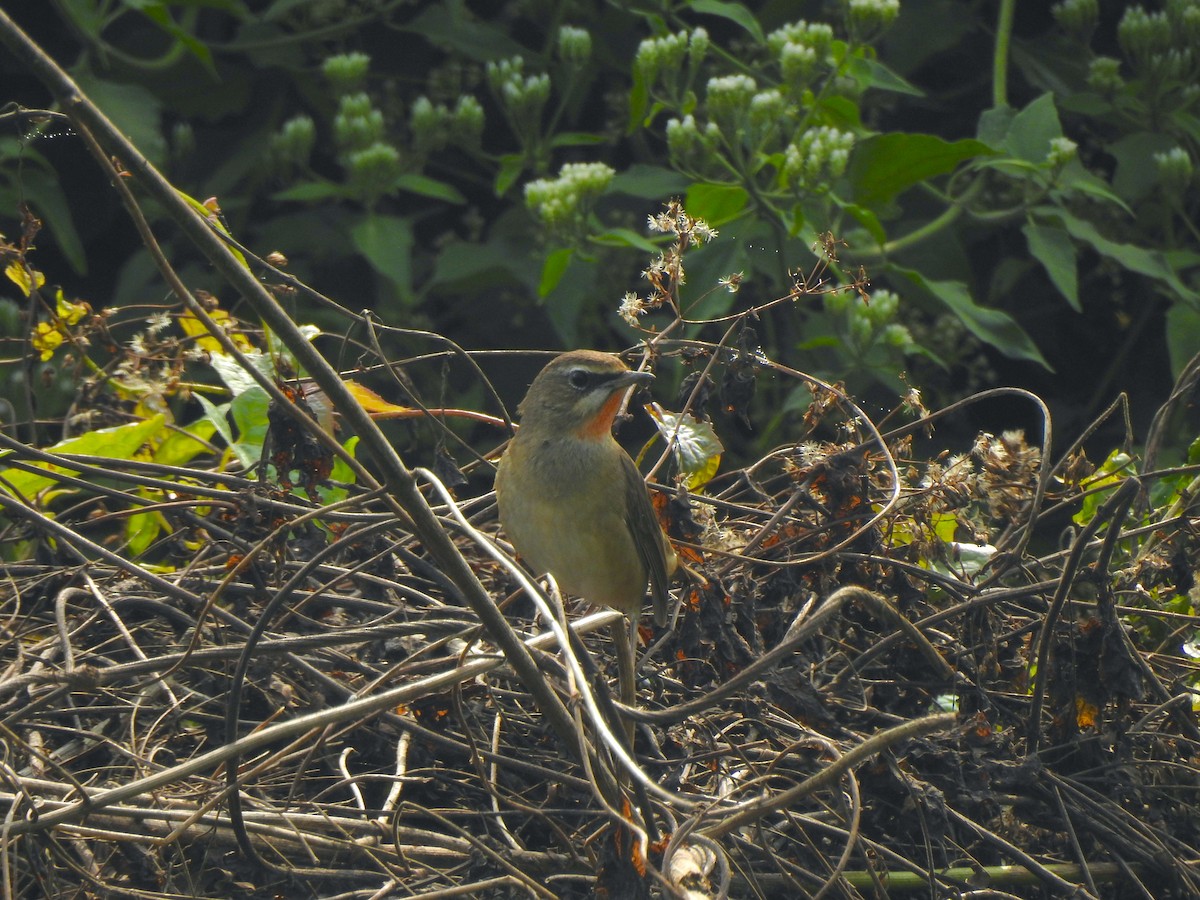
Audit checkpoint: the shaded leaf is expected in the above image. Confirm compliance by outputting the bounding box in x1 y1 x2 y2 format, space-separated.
1023 222 1079 311
273 180 349 202
689 0 765 42
610 164 691 198
394 173 467 204
1165 304 1200 379
849 134 995 207
539 247 574 297
894 267 1049 367
550 132 606 147
495 154 525 196
846 56 923 96
71 65 167 165
1001 92 1063 163
352 213 414 301
593 228 660 253
403 0 526 60
1049 208 1195 302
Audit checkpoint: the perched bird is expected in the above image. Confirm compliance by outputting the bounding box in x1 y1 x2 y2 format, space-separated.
495 350 677 718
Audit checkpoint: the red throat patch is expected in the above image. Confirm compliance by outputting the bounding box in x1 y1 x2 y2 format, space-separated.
577 390 625 439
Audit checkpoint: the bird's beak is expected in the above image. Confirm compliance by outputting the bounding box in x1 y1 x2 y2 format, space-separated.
611 369 654 391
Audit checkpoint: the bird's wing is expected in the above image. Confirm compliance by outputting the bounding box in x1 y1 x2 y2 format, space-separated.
621 454 673 626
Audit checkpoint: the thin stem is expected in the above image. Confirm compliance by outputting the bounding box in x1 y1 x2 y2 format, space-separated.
993 0 1016 108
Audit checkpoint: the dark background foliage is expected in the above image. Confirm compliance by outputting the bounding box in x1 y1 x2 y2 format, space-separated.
2 0 1198 463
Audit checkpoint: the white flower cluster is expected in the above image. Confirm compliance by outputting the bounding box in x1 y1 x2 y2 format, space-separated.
524 162 615 229
785 126 855 189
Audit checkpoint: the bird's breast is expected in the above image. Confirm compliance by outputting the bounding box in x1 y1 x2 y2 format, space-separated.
495 434 647 613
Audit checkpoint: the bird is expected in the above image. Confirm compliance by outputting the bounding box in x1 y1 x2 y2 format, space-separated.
494 350 677 726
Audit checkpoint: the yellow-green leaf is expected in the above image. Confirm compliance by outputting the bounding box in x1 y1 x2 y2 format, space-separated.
646 404 723 491
0 415 168 501
31 321 64 361
54 287 90 325
5 261 44 297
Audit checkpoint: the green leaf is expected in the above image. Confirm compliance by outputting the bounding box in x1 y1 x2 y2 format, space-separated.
1166 304 1200 379
125 503 166 558
610 164 691 199
1048 208 1196 302
0 415 168 501
1023 222 1079 311
209 349 273 395
263 0 318 20
542 253 595 346
131 2 216 72
685 182 749 226
177 189 248 269
273 180 349 202
351 213 414 300
688 0 765 43
154 418 218 468
538 247 574 297
1073 449 1133 525
329 436 359 486
1053 160 1131 212
848 134 995 207
845 55 923 96
976 105 1014 148
393 173 466 204
550 132 606 147
428 235 539 293
1109 132 1179 203
1001 92 1062 164
812 95 864 131
495 154 525 196
70 65 167 165
593 227 660 254
230 385 271 468
195 395 235 457
839 201 887 245
894 267 1050 367
16 167 88 274
403 0 526 60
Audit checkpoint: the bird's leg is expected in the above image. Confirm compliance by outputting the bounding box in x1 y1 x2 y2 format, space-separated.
611 617 636 747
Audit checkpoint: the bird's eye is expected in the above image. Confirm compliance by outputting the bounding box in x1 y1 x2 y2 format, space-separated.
567 369 591 391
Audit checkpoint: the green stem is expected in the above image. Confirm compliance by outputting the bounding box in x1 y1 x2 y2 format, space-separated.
856 201 963 262
993 0 1016 108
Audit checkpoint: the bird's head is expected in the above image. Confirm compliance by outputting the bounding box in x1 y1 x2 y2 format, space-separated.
517 350 653 439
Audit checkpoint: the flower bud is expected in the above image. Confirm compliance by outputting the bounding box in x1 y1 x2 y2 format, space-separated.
688 28 710 68
1155 146 1194 196
1046 137 1078 168
557 26 592 67
334 94 385 153
346 142 401 203
323 52 371 92
1118 7 1172 73
1052 0 1098 39
451 95 484 150
1087 56 1124 93
706 74 757 131
844 0 901 41
271 114 316 168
